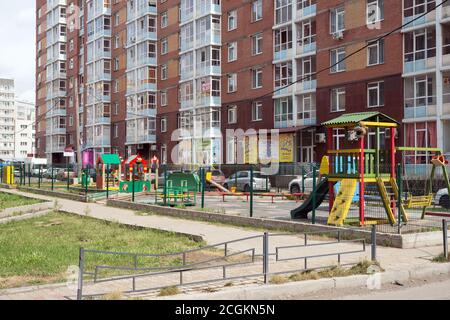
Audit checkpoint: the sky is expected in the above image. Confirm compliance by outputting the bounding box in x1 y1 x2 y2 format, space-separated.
0 0 36 102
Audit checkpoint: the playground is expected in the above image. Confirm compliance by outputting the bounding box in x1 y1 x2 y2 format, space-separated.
2 112 449 236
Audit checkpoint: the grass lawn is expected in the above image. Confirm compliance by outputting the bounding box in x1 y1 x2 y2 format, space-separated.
0 192 43 210
0 211 206 289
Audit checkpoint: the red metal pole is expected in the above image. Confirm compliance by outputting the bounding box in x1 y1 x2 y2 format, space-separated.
359 135 365 226
327 127 334 213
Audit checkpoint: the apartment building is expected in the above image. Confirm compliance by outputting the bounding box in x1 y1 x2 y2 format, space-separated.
14 101 36 159
402 0 450 162
36 0 448 166
0 79 15 159
314 0 404 159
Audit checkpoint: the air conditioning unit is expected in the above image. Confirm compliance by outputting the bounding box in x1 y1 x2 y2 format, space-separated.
315 133 326 144
131 37 136 43
137 144 144 149
332 31 344 40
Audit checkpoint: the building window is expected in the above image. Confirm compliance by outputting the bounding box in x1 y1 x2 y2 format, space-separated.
251 33 263 55
331 87 346 112
367 0 384 25
228 42 237 62
274 26 292 53
161 90 167 106
252 0 263 22
367 39 385 65
275 0 292 24
161 11 168 28
274 97 293 128
275 62 293 88
114 124 119 138
252 68 263 89
367 81 385 108
161 117 167 133
161 38 168 54
228 106 237 124
330 47 346 73
228 10 237 31
252 102 263 121
161 64 168 80
330 6 345 34
228 73 237 92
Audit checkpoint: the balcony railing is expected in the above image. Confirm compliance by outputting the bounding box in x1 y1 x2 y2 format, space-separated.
404 53 436 74
274 48 294 61
296 42 316 56
404 96 437 118
296 4 317 20
195 3 221 18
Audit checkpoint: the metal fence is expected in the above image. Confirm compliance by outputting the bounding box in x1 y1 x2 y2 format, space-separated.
76 228 374 300
444 220 449 260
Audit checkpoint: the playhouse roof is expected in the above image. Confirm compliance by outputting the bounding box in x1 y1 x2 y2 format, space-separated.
125 154 147 166
98 154 121 165
322 112 399 127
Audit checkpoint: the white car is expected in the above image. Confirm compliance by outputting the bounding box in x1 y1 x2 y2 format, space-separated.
288 172 315 194
434 188 449 209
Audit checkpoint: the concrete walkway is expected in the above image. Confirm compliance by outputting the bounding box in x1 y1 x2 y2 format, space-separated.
0 188 446 300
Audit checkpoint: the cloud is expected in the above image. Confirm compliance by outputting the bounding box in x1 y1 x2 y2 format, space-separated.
0 1 36 102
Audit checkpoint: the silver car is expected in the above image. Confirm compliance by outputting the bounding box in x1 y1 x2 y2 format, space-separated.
223 171 270 192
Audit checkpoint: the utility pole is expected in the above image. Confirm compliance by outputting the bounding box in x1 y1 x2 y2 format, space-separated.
74 78 82 177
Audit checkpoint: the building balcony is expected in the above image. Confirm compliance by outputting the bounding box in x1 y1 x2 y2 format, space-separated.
195 95 221 108
274 85 293 97
195 3 221 18
136 57 157 67
404 97 437 119
296 42 316 56
136 82 157 93
94 117 111 125
404 56 436 74
295 4 317 21
403 12 436 31
180 11 194 24
132 134 156 144
127 5 157 22
196 32 221 48
45 108 67 119
443 45 450 66
93 136 111 147
51 127 67 135
196 65 221 77
181 99 194 110
275 119 296 129
274 48 294 62
443 93 450 116
296 80 316 93
180 69 194 81
180 41 194 52
136 31 157 43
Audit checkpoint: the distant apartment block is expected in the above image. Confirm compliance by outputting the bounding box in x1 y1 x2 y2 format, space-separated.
0 79 15 159
35 0 450 166
14 101 36 159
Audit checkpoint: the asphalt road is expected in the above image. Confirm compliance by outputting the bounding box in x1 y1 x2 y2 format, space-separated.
295 274 450 300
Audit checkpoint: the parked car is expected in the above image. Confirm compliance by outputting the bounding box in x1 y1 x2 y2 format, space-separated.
56 169 77 181
31 167 48 177
288 171 315 194
434 188 450 209
223 171 270 192
43 168 60 179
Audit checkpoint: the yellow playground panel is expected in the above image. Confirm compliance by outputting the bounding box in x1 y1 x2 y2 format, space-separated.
2 166 14 185
327 179 357 226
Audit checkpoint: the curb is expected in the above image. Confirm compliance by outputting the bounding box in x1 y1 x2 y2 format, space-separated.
156 263 450 300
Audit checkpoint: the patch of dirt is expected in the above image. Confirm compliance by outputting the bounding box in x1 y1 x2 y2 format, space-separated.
0 274 66 290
